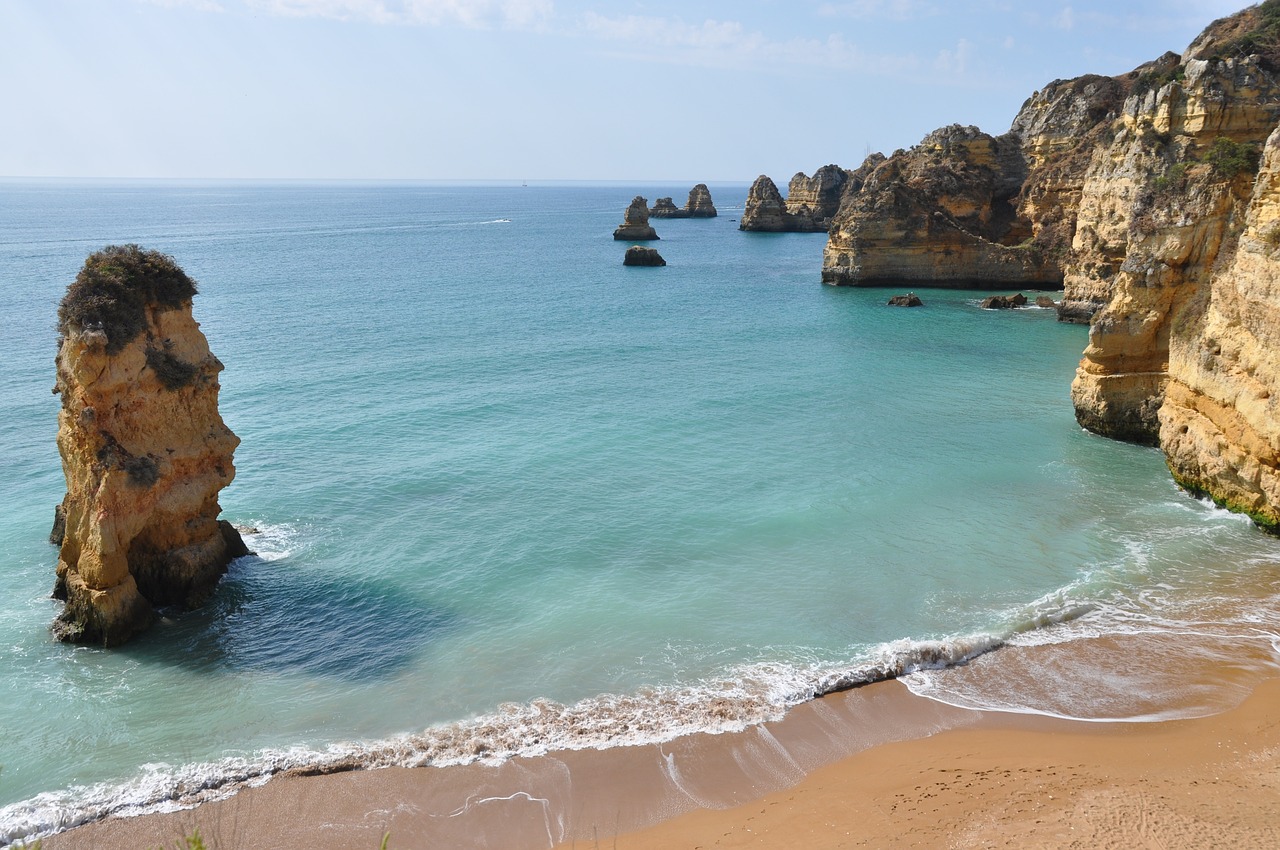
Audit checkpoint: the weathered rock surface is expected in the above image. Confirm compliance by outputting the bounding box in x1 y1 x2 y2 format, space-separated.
623 246 666 266
51 245 247 645
822 128 1061 288
1035 295 1057 309
1070 40 1280 444
650 185 718 219
887 293 924 307
740 165 858 232
686 183 717 218
649 198 682 217
980 293 1029 309
1158 123 1280 530
739 176 792 232
613 196 659 240
812 3 1280 530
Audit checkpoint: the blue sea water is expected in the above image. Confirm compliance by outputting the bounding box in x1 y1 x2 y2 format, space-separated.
3 181 1280 842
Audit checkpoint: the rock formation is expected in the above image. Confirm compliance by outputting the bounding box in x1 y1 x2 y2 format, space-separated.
649 185 718 219
887 293 924 307
649 198 682 217
980 293 1029 309
822 127 1062 288
686 183 717 217
812 2 1280 531
740 165 862 232
623 246 666 266
51 245 247 645
1159 122 1280 530
613 197 659 241
740 176 792 232
1068 27 1280 444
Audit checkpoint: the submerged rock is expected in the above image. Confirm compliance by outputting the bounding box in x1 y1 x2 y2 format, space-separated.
51 245 248 646
623 246 666 266
887 293 924 307
613 196 659 241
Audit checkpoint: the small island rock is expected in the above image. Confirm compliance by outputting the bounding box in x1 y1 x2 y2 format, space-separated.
613 196 659 240
888 293 924 307
624 246 666 267
50 245 248 646
980 293 1029 309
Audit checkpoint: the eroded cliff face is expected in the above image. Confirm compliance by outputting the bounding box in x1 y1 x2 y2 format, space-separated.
822 128 1061 287
649 184 718 219
740 165 857 232
1069 50 1280 443
52 245 246 645
1158 126 1280 529
811 2 1280 531
613 196 659 240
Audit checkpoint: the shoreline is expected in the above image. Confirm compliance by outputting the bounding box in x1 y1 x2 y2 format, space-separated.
594 676 1280 850
38 661 1280 850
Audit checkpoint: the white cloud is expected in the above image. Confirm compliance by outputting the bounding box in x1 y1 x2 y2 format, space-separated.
579 12 921 75
138 0 227 11
1053 6 1075 31
246 0 552 28
816 0 939 21
934 38 973 74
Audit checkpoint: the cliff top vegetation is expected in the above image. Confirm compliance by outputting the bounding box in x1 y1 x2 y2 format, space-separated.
58 245 198 355
1193 0 1280 71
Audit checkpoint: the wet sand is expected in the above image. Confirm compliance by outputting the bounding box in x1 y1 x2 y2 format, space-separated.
39 673 1280 850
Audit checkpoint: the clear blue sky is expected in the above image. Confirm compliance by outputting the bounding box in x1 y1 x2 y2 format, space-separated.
0 0 1248 181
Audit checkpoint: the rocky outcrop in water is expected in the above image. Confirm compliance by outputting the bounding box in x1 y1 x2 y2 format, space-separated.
623 246 666 266
51 245 247 645
613 197 659 241
740 165 859 232
980 293 1029 309
650 185 717 219
887 293 924 307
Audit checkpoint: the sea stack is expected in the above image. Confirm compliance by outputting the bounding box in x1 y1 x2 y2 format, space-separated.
651 185 719 219
51 245 247 645
613 196 659 240
623 246 666 266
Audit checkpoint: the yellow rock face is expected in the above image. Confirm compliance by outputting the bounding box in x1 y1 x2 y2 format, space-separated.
1069 53 1280 444
52 246 245 645
1159 126 1280 530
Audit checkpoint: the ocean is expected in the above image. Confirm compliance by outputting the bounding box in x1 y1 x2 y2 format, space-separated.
3 181 1280 843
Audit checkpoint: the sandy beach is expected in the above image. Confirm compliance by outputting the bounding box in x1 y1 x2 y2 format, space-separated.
38 670 1280 850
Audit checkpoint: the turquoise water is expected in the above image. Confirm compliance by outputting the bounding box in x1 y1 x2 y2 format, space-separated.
3 182 1280 842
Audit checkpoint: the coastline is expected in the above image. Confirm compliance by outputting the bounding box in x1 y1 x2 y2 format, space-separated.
39 664 1280 850
595 676 1280 850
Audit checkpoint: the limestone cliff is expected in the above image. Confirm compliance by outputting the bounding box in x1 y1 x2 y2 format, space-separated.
613 196 659 240
811 1 1280 531
1069 31 1280 443
740 165 858 232
51 245 247 645
822 129 1061 287
1159 124 1280 530
650 184 718 219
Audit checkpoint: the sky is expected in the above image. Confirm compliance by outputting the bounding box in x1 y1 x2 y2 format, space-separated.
0 0 1252 181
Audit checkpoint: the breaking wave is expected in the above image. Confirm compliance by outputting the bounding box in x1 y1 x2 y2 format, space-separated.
0 591 1103 845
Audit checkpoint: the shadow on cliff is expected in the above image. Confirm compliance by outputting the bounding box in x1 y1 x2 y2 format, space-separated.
119 555 459 682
